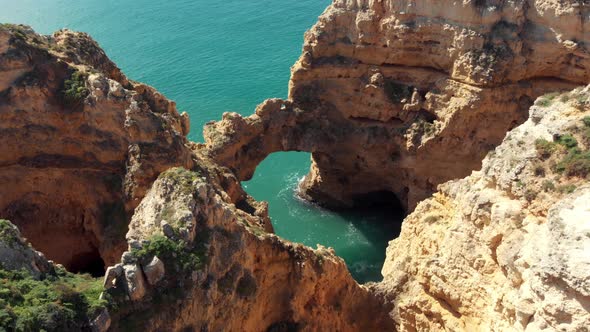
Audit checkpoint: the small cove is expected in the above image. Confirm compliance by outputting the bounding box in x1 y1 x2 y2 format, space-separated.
243 152 405 283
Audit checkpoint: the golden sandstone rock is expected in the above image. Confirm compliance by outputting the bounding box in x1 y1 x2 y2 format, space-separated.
2 0 590 330
0 26 193 271
380 91 590 330
206 0 590 211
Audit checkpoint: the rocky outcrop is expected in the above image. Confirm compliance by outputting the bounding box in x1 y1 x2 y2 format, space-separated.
3 2 590 330
0 219 53 278
205 0 590 211
103 166 393 332
0 25 394 332
0 25 194 271
379 87 590 331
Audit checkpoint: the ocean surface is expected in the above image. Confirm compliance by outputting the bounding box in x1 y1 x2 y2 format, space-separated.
1 0 403 283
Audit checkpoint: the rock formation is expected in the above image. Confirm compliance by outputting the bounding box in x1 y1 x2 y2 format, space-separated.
379 87 590 331
2 0 590 330
205 0 590 211
103 166 392 331
0 25 193 271
0 24 394 331
0 218 109 331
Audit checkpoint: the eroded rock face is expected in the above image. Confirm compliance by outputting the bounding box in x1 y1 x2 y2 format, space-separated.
2 7 589 330
0 219 53 279
205 0 590 211
0 25 194 271
0 26 393 328
379 87 590 331
105 167 394 332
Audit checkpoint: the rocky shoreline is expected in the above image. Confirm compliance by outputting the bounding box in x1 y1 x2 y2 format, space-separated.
1 0 590 330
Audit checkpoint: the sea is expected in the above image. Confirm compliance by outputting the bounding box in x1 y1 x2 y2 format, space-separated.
0 0 403 283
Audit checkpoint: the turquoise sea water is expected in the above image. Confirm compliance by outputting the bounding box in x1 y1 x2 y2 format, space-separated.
1 0 402 283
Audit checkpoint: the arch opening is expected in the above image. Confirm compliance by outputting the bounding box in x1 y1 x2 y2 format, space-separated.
242 151 406 283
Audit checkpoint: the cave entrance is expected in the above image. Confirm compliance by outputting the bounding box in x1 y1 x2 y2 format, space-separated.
2 199 108 278
351 190 406 211
68 247 107 277
347 190 406 239
242 152 406 283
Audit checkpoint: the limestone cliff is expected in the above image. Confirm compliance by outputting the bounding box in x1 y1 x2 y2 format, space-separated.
379 87 590 331
2 1 590 330
0 24 193 271
0 25 394 332
204 0 590 211
103 166 392 331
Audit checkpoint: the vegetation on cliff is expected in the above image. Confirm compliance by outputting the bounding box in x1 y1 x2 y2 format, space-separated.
61 70 89 107
131 234 205 273
535 117 590 180
0 220 105 332
0 268 105 332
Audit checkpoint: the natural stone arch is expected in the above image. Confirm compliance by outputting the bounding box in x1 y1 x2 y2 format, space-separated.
204 0 590 212
203 76 563 213
204 98 415 211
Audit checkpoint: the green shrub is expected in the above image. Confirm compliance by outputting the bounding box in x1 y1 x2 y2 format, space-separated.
534 120 590 181
0 219 19 246
418 120 436 137
555 149 590 178
560 94 571 103
62 71 89 107
535 139 558 159
575 93 588 105
160 168 201 196
536 98 551 107
0 268 105 331
131 235 204 273
556 134 578 149
535 92 560 107
384 80 413 104
557 184 577 194
524 189 538 202
1 24 28 42
533 163 545 177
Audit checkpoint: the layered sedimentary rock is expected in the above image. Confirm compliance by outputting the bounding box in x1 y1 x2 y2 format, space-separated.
379 87 590 331
0 25 194 271
205 0 590 210
3 0 590 330
0 25 394 331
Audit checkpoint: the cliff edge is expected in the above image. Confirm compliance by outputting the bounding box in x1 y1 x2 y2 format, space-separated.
205 0 590 211
2 1 590 330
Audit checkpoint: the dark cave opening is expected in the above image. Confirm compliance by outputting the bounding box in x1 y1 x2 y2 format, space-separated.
2 198 109 278
68 248 106 277
345 190 407 241
350 190 405 212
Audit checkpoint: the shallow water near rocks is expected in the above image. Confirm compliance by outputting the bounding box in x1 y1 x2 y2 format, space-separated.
244 152 404 283
1 0 404 282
